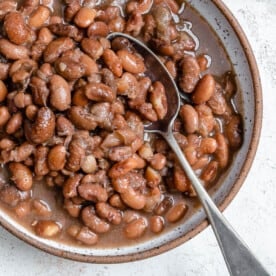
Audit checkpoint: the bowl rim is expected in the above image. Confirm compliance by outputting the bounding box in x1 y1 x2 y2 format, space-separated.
0 0 262 264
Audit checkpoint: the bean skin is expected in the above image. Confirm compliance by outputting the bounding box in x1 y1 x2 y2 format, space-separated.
84 82 115 103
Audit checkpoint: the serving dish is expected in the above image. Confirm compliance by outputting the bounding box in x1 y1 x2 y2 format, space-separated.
0 0 262 263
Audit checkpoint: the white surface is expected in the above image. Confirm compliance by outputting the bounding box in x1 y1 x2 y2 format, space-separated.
1 0 276 275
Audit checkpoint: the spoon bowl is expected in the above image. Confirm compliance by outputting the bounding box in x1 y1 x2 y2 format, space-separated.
107 32 269 276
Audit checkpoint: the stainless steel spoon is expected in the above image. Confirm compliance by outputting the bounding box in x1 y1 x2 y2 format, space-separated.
107 32 269 276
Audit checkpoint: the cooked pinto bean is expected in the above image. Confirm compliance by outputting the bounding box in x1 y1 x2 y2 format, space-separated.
28 5 51 28
74 7 96 28
9 162 33 191
166 202 188 223
34 220 61 238
67 106 97 131
25 107 55 144
87 21 109 38
0 39 30 60
0 106 11 127
78 183 108 202
81 206 110 233
117 49 146 74
179 105 199 134
215 133 229 168
192 74 216 104
200 160 219 183
34 146 49 176
4 12 29 45
47 145 66 171
43 37 74 63
178 55 200 93
63 174 82 199
84 82 115 103
49 75 71 111
149 81 167 119
6 112 23 135
225 115 243 149
102 49 123 77
67 225 98 245
96 202 122 225
124 217 147 239
150 215 164 233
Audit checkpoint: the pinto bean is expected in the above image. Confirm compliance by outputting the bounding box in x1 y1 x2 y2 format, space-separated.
6 112 23 135
166 202 188 223
32 199 51 217
87 21 109 38
225 115 243 149
82 206 110 233
74 7 96 28
124 217 147 239
199 137 217 155
78 182 108 202
14 200 31 218
28 5 50 28
84 82 115 103
150 215 164 233
49 75 71 111
34 220 61 238
67 225 98 245
96 202 122 225
215 133 229 168
109 155 145 178
109 194 126 210
0 63 10 80
120 188 146 210
67 106 97 131
25 105 38 120
4 12 29 45
116 72 139 99
63 174 82 199
179 105 199 134
81 38 103 60
173 164 191 193
43 37 74 63
178 55 200 93
0 39 29 60
102 49 122 77
117 49 145 74
195 104 215 137
200 160 219 183
108 146 133 162
9 162 33 191
2 142 34 163
192 74 216 104
34 146 49 176
0 106 11 127
47 145 66 171
25 107 55 144
149 81 167 119
66 137 86 172
207 83 227 115
64 0 81 22
149 153 167 170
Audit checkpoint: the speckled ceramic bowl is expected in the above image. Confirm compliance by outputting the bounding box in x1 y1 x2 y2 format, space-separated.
0 0 262 263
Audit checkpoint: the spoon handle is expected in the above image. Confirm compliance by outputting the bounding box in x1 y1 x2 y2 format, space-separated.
163 131 269 276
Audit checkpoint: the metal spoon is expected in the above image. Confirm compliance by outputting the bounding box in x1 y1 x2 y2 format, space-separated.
107 32 269 276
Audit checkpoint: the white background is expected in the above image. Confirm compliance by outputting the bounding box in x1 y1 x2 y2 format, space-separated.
0 0 275 275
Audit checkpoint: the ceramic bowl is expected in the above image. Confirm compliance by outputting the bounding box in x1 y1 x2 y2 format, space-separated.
0 0 262 263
